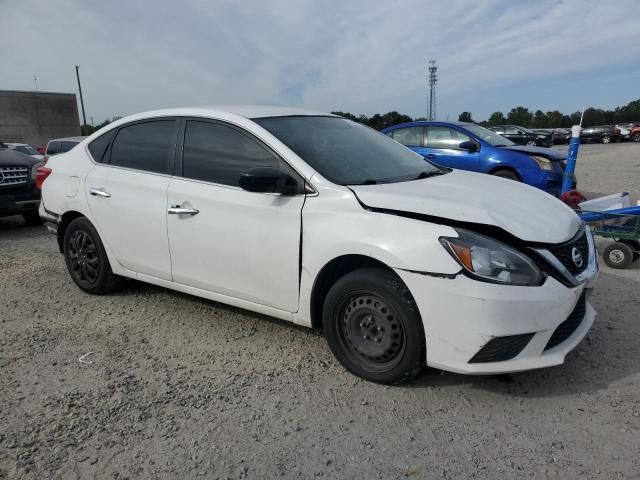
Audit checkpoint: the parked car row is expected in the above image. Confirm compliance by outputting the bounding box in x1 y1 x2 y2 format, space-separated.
490 124 640 145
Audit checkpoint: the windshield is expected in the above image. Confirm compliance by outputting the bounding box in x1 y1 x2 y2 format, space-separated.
464 125 515 147
16 145 38 155
253 116 442 185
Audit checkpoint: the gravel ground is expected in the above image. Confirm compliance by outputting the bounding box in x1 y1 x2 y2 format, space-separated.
1 143 640 480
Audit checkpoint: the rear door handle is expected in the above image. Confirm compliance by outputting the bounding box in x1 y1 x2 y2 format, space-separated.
89 188 111 198
168 205 199 216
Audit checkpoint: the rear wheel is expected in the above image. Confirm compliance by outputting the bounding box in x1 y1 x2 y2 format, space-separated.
632 133 640 143
491 168 520 181
22 209 43 226
323 268 425 384
601 135 611 144
525 139 536 146
603 242 633 269
63 217 121 294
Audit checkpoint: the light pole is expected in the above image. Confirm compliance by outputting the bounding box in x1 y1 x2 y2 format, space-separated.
75 66 87 132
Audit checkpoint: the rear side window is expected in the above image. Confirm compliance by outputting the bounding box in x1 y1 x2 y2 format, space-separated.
426 127 471 150
46 141 61 155
391 127 423 147
109 120 176 174
182 120 279 186
88 129 116 163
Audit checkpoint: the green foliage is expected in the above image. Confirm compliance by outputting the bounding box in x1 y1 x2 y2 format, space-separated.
487 111 506 126
458 111 473 122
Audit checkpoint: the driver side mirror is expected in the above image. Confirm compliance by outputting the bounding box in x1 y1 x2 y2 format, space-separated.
459 141 478 153
239 167 300 195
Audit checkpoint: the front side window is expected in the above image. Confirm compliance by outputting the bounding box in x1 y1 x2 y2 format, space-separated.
109 120 176 174
426 127 471 150
464 125 515 147
182 120 279 186
254 116 441 185
392 126 423 147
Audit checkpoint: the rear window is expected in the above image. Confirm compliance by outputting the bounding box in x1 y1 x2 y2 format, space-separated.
46 141 61 155
60 141 78 153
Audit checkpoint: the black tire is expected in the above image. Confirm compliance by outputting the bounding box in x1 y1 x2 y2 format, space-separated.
632 133 640 143
322 268 425 384
602 242 633 269
22 209 43 226
621 240 640 262
491 168 520 181
525 139 536 146
63 217 121 294
601 135 611 144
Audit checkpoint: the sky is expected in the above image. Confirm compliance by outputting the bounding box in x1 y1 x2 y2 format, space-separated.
2 0 639 124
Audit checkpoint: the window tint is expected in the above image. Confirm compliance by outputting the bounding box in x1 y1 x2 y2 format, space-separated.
46 141 61 155
60 141 78 153
88 129 116 163
110 120 176 174
503 126 519 134
426 127 471 150
182 120 279 186
392 127 423 146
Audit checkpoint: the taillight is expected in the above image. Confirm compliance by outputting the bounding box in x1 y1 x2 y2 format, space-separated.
36 166 52 190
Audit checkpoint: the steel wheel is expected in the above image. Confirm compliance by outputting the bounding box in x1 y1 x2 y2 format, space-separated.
336 292 406 373
68 229 100 284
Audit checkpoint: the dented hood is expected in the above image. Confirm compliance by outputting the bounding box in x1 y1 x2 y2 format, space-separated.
350 170 581 244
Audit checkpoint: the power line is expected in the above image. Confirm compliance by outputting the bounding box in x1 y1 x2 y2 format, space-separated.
428 60 438 121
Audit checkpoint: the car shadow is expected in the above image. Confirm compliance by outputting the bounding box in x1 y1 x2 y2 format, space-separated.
405 269 639 397
0 216 46 238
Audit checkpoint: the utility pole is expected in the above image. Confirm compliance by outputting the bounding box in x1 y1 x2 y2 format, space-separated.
75 65 87 131
34 76 38 91
428 60 438 121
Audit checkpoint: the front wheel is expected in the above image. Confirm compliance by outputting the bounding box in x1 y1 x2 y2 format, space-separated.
632 133 640 143
603 242 633 269
322 268 425 384
63 217 121 294
601 135 611 144
525 139 536 146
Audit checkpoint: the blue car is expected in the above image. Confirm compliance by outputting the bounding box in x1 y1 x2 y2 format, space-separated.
381 121 571 195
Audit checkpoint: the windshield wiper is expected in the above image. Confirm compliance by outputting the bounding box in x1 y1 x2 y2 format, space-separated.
413 170 446 180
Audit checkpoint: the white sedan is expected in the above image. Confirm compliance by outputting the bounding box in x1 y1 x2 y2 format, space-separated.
38 106 598 384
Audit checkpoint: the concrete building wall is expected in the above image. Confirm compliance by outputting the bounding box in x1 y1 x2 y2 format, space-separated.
0 90 81 148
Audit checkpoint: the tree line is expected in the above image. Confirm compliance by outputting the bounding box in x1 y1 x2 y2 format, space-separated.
332 98 640 130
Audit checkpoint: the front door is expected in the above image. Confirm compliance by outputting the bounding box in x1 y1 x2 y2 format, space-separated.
422 126 479 171
167 119 305 312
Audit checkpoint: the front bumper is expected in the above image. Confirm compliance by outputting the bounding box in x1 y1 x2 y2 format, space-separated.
0 185 40 218
395 237 598 375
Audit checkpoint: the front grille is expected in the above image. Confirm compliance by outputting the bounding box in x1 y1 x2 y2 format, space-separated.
546 230 589 275
0 166 29 187
544 292 586 351
469 333 534 363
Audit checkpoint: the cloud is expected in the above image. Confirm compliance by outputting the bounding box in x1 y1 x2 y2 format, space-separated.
1 0 638 122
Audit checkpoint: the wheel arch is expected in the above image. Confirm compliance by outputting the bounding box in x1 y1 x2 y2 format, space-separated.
57 210 86 252
309 254 398 330
487 165 522 180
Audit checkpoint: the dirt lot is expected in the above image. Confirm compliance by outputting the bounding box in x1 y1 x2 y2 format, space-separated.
1 143 640 479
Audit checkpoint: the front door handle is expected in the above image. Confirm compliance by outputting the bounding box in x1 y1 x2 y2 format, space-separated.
425 154 436 160
89 188 111 198
168 205 199 216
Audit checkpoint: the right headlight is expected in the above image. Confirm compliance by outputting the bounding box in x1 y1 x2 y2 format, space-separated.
440 229 544 286
529 155 554 171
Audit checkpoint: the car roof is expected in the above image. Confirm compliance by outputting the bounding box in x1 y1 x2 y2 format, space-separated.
113 105 335 122
5 142 30 147
48 136 86 143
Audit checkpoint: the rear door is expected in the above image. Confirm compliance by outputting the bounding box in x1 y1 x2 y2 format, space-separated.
166 119 305 312
85 119 177 280
422 126 479 170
